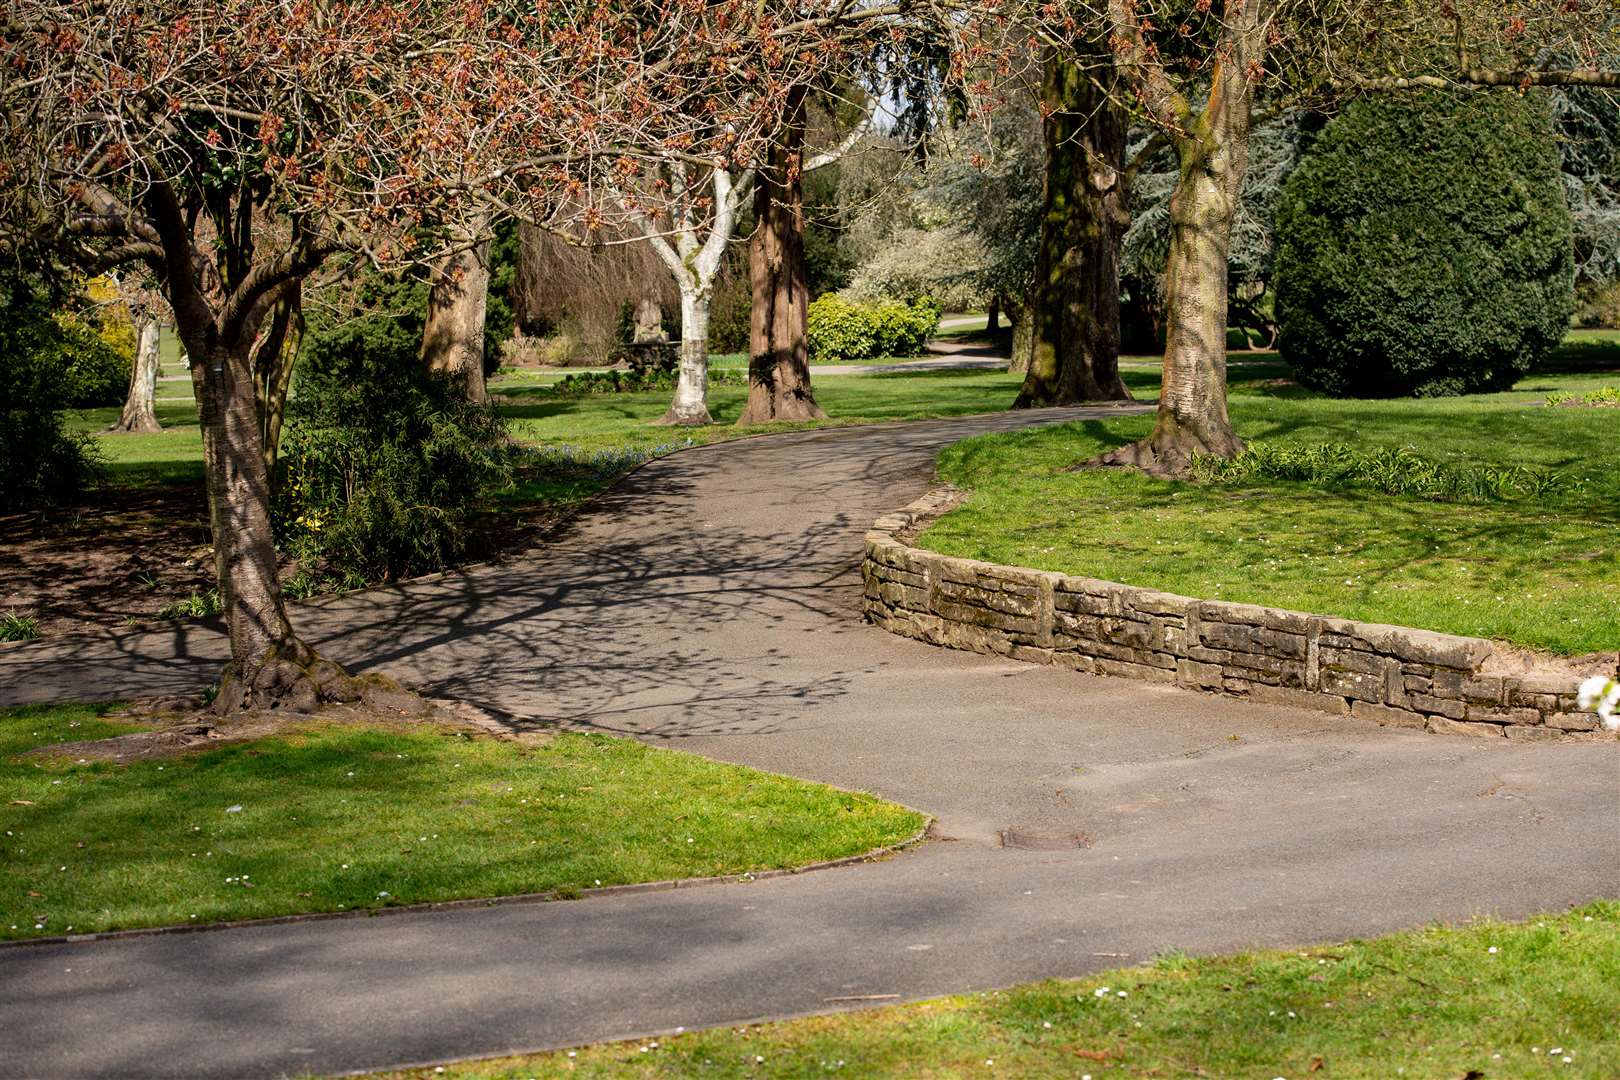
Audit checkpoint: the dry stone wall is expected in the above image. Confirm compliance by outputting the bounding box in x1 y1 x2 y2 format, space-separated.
863 489 1606 740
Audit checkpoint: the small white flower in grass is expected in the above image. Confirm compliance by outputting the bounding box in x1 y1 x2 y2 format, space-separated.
1488 946 1498 954
1564 1056 1574 1064
1093 986 1110 998
225 805 242 813
1550 1048 1563 1055
567 1051 576 1058
984 1060 994 1067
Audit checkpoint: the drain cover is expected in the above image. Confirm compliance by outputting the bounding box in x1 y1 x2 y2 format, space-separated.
999 829 1090 851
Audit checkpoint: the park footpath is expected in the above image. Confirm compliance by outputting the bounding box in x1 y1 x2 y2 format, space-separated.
0 408 1615 1078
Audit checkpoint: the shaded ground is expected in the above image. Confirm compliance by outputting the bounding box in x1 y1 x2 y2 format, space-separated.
0 486 214 637
0 484 573 638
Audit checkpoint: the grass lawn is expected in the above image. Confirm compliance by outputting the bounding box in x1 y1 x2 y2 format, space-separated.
358 902 1620 1079
74 368 1028 494
921 340 1620 656
0 703 924 940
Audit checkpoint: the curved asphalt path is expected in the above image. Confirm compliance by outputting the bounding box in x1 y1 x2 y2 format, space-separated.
1 409 1616 1079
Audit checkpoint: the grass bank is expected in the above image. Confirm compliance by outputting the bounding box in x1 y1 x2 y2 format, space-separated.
0 703 923 941
922 356 1620 655
360 902 1620 1079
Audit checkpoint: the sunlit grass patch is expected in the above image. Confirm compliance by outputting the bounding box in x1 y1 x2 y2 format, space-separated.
0 703 924 940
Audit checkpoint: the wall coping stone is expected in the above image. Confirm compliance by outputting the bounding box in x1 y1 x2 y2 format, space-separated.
864 487 1613 742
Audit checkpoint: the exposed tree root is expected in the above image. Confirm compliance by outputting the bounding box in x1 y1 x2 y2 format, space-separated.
29 681 520 763
213 638 363 715
652 408 714 426
735 391 826 426
1071 425 1246 479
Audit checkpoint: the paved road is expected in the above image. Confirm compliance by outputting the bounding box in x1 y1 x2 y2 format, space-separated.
1 410 1616 1079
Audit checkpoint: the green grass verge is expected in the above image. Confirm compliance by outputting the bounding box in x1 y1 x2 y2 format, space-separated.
360 902 1620 1079
74 367 1028 500
923 360 1620 655
0 703 924 940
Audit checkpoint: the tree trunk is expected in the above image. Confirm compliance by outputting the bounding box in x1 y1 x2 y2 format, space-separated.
190 340 350 713
656 288 714 425
254 284 301 477
1008 295 1035 375
1013 50 1133 409
632 296 664 343
422 233 491 403
108 317 162 433
986 295 1001 333
1097 82 1252 475
738 90 826 426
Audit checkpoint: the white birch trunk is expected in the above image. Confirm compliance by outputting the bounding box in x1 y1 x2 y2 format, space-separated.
659 287 713 425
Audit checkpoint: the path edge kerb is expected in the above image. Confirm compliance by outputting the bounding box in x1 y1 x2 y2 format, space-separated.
0 821 931 952
862 487 1610 742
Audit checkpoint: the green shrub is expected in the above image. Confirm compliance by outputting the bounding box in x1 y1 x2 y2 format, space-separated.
1274 91 1574 397
277 328 512 585
1576 280 1620 328
540 368 745 398
55 317 134 408
1190 442 1574 505
807 296 940 362
0 269 105 510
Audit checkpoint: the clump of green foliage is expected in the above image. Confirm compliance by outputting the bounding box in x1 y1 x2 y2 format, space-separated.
155 590 222 621
1190 442 1572 504
1275 91 1574 397
276 314 513 585
540 367 746 398
807 295 942 362
0 610 40 642
1547 386 1620 407
0 266 106 509
54 318 133 408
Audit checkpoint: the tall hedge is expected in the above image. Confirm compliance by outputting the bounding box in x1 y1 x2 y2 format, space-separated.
1274 91 1574 397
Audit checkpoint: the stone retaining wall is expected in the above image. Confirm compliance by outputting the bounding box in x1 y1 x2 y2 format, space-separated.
863 488 1607 740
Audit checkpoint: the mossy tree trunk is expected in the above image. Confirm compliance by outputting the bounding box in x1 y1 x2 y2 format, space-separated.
738 87 826 426
1099 72 1252 473
1008 295 1035 375
1013 49 1132 409
1091 0 1272 475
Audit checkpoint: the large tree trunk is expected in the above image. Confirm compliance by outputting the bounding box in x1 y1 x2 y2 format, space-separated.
738 90 826 426
190 340 350 713
1091 8 1271 476
1098 93 1251 474
107 316 162 434
1008 295 1035 375
422 232 491 403
656 287 714 425
1014 50 1133 409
